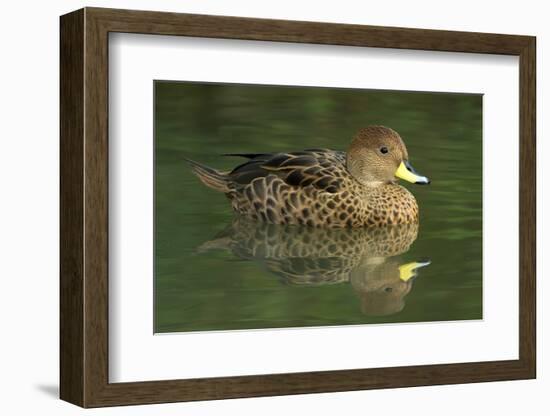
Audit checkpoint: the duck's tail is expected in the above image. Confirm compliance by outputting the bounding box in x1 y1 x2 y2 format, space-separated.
185 158 231 193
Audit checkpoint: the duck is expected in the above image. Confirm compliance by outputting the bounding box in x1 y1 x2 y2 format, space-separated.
186 125 430 228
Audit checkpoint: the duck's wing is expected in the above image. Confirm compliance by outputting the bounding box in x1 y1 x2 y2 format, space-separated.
226 149 347 194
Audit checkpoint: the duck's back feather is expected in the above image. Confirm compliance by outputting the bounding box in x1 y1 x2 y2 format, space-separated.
226 150 347 194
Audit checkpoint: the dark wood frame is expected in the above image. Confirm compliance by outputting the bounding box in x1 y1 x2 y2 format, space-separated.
60 7 536 408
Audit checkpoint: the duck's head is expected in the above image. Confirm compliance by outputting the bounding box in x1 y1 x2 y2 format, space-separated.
346 126 430 187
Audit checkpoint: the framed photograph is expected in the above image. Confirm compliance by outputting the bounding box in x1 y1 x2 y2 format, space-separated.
60 7 536 408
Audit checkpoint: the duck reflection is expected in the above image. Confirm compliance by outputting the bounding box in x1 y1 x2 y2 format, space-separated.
198 218 430 317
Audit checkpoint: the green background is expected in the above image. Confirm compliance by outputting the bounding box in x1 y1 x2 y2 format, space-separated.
154 81 482 333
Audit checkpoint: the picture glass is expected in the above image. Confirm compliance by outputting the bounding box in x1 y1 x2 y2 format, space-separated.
154 81 482 333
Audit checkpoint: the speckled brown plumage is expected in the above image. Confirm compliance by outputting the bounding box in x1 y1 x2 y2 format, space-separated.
186 126 428 228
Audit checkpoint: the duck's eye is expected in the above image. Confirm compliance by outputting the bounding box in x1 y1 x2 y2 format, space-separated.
380 146 389 154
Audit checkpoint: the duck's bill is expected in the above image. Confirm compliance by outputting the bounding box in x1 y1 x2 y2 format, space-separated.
395 161 430 185
398 259 432 282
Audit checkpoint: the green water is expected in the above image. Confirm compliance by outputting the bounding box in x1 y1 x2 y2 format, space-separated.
154 81 482 333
